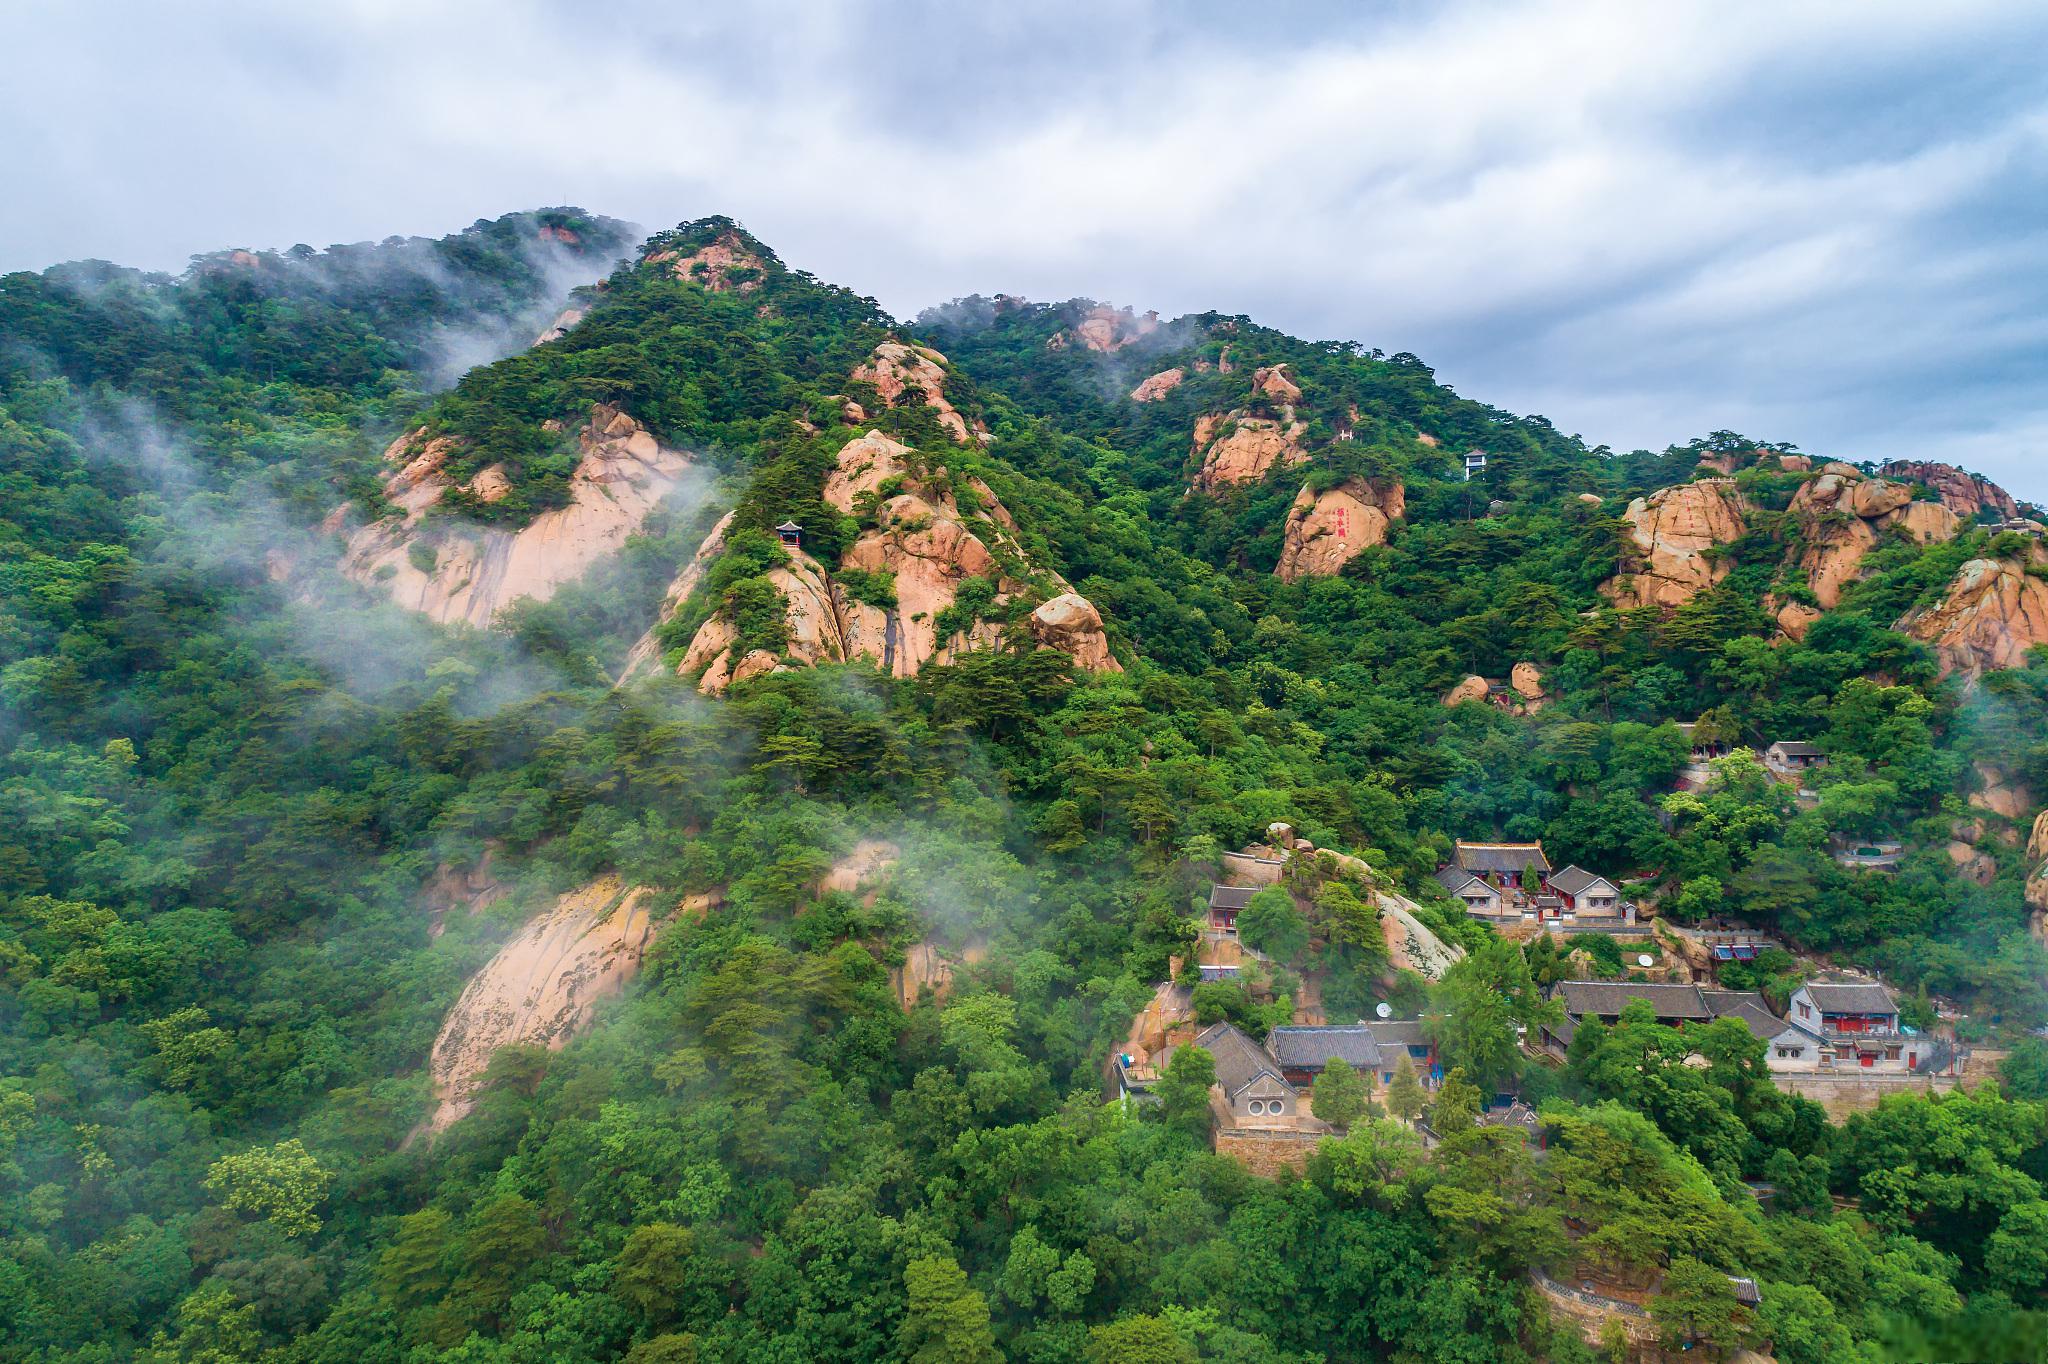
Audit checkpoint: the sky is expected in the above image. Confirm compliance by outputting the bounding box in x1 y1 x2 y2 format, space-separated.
5 0 2046 498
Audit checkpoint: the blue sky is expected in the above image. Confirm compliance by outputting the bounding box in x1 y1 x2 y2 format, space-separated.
5 0 2045 498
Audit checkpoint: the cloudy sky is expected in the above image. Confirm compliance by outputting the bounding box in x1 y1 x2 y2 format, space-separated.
6 0 2046 497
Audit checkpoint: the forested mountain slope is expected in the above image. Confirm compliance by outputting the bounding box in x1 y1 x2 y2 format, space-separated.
1 212 2045 1363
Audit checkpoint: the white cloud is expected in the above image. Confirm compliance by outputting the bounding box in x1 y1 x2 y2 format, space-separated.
3 0 2044 496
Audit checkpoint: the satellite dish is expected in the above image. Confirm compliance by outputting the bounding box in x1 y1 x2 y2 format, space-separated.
1375 1002 1393 1019
1637 954 1654 968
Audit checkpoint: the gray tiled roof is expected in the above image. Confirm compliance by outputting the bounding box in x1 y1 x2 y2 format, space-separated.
1454 840 1551 875
1365 1018 1431 1049
1557 980 1714 1021
1699 989 1792 1041
1800 981 1898 1015
1208 884 1258 911
1193 1022 1289 1100
1265 1025 1381 1071
1435 867 1489 895
1546 865 1614 898
1769 740 1824 757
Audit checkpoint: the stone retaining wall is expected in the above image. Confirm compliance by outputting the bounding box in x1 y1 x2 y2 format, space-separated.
1773 1071 1965 1122
1215 1128 1325 1178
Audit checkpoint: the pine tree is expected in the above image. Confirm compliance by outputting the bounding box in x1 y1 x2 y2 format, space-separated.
1386 1053 1426 1124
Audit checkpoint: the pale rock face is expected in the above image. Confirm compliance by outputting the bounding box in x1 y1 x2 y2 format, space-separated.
1415 433 1440 448
851 341 970 443
1130 367 1185 402
1274 479 1404 581
1444 675 1490 706
1778 455 1812 472
1030 593 1119 671
1947 841 1997 886
1511 662 1546 701
1191 414 1309 492
1789 470 1962 607
1577 493 1604 506
620 510 736 681
892 940 989 1009
1878 461 2022 521
823 429 914 514
1251 364 1302 403
646 231 767 293
1776 600 1824 642
2030 810 2048 863
426 876 668 1132
340 407 692 628
1379 892 1465 979
1898 556 2048 680
532 306 586 346
467 464 512 503
1601 480 1751 608
820 840 899 897
1967 762 2035 821
676 431 1118 692
1066 304 1160 352
681 550 849 693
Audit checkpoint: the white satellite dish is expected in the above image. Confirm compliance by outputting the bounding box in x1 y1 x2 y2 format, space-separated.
1375 1002 1393 1019
1637 954 1654 968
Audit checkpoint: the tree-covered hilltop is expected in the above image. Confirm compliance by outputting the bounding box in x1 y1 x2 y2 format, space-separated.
0 211 2045 1363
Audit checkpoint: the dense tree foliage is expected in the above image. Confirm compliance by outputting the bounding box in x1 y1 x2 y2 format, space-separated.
0 213 2041 1362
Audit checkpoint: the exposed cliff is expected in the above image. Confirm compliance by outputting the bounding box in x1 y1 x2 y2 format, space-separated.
851 341 972 443
1130 367 1185 402
1789 468 1960 607
340 406 692 627
1190 412 1309 493
1601 479 1751 609
1878 461 2022 522
1897 553 2048 679
1274 478 1404 581
425 876 672 1132
1047 304 1160 352
673 430 1118 692
643 228 769 293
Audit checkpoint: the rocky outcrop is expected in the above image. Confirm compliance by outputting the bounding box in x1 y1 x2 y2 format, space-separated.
1897 555 2048 679
891 940 989 1010
645 230 768 293
1511 662 1546 703
821 839 899 897
1775 600 1824 642
1967 762 2035 822
1274 479 1404 581
2029 811 2048 863
532 306 585 346
425 876 703 1132
1601 480 1751 609
1444 675 1490 706
1251 365 1301 403
423 846 509 939
1029 593 1117 670
851 342 971 443
1049 304 1160 353
1946 841 1997 885
340 407 693 628
1130 368 1185 402
675 431 1118 693
1878 461 2022 522
1190 413 1309 492
1380 893 1465 980
1789 470 1961 607
621 510 736 681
